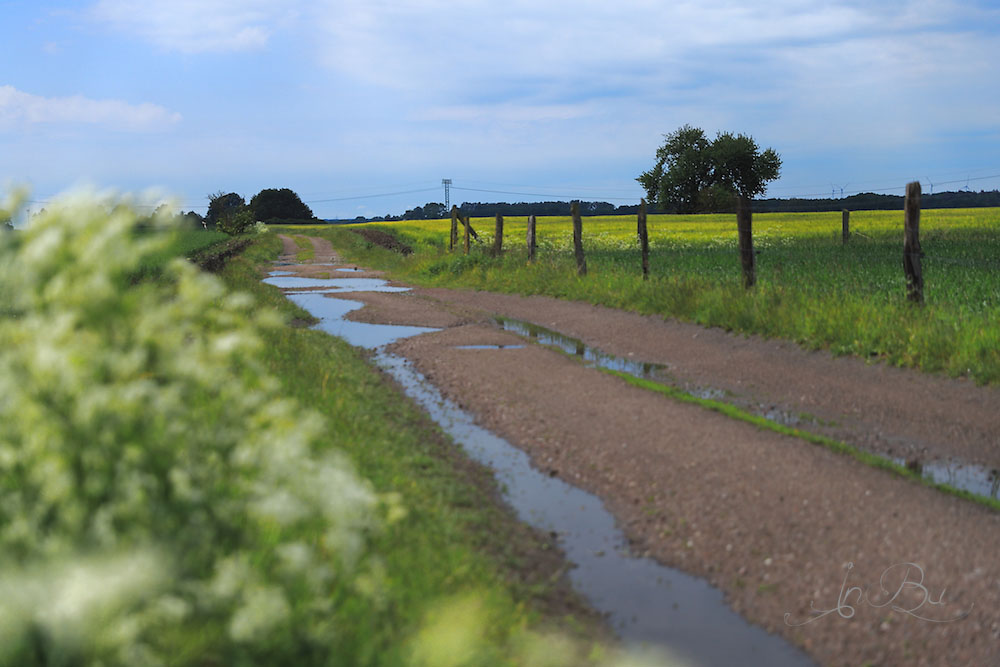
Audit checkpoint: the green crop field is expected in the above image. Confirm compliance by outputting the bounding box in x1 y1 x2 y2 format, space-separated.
312 207 1000 384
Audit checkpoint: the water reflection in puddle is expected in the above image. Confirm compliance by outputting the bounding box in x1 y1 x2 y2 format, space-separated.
375 352 813 666
496 318 669 379
694 387 727 401
268 271 438 347
263 274 409 292
287 292 438 348
894 458 1000 499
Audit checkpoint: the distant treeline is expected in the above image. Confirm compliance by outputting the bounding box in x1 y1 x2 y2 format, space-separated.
322 189 1000 223
751 190 1000 213
388 200 639 221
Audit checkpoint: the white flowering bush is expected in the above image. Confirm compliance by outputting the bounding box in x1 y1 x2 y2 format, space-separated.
0 191 377 664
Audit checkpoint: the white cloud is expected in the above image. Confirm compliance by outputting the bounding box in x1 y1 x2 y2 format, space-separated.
309 0 962 97
90 0 297 53
0 86 181 131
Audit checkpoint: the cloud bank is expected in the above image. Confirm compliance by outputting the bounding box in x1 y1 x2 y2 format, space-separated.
0 86 181 131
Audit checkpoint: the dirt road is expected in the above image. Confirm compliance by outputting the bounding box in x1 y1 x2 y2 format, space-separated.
277 235 1000 666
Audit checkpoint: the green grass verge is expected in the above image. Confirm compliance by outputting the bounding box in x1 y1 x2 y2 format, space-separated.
219 233 604 664
133 228 229 278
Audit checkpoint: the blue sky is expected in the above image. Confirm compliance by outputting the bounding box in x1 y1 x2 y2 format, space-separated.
2 0 999 219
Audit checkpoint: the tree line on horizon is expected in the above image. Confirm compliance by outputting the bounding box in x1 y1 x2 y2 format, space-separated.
343 188 1000 223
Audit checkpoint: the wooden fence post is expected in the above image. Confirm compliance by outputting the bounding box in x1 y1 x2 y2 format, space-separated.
638 198 650 280
903 181 923 303
737 195 755 288
842 209 850 244
571 202 587 276
527 214 537 261
450 205 459 251
463 215 471 255
493 213 504 256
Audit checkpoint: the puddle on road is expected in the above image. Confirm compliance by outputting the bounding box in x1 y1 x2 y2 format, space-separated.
375 353 813 666
495 317 1000 501
267 271 438 347
496 318 669 380
894 458 1000 499
336 267 364 272
263 275 410 292
270 268 813 665
694 387 727 401
286 292 438 348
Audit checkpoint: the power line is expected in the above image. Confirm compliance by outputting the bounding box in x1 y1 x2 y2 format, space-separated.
452 186 638 201
773 173 1000 200
303 187 440 204
459 179 642 195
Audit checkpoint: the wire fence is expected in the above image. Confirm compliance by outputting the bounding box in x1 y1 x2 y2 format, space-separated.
443 196 999 308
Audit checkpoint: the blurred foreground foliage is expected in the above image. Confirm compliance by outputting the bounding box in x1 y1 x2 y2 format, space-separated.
0 191 685 667
0 190 379 664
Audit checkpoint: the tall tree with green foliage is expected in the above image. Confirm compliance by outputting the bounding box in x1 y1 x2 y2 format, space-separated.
637 126 781 214
249 188 314 222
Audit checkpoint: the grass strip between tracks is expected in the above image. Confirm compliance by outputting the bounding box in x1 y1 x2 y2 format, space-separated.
598 366 1000 514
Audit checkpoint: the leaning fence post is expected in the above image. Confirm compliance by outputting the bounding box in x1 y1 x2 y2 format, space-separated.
737 195 755 288
493 213 504 256
842 209 850 244
638 198 650 280
571 202 587 276
450 205 459 251
463 215 471 255
903 182 923 303
526 214 537 261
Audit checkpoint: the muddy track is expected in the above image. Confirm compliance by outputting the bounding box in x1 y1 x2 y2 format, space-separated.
275 235 1000 666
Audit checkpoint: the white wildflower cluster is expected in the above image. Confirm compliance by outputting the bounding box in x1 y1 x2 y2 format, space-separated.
587 231 643 252
536 233 575 254
0 191 377 664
